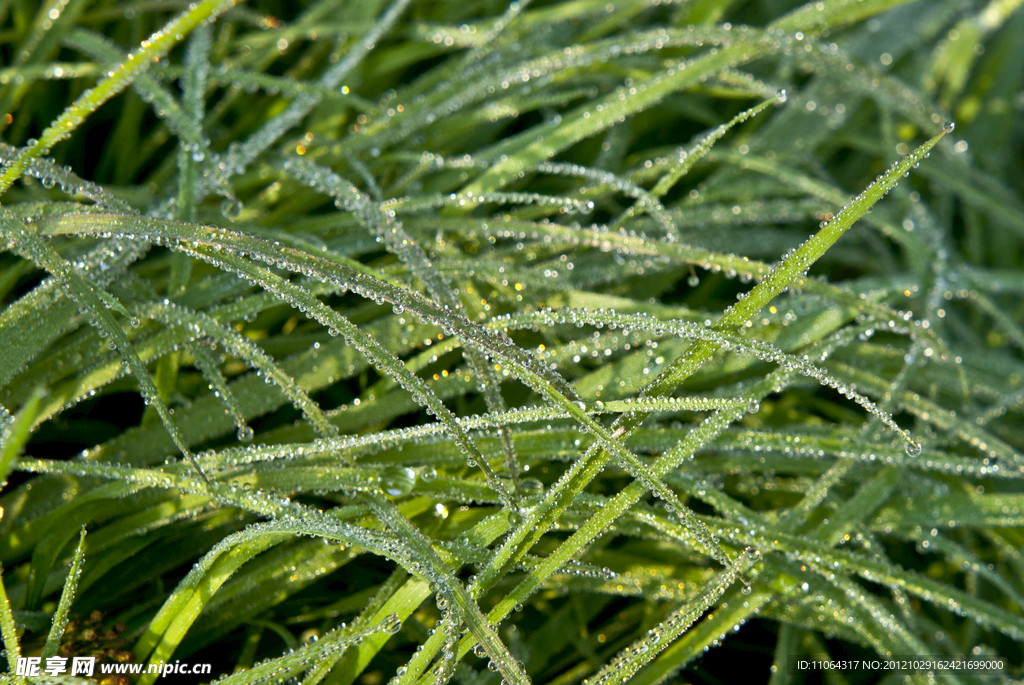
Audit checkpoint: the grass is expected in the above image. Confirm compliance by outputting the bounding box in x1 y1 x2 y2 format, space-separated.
0 0 1023 684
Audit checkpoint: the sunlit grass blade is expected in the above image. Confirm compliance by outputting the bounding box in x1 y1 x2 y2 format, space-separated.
0 385 45 485
61 27 237 207
40 527 86 660
0 143 132 212
0 0 239 197
0 563 20 670
642 124 954 419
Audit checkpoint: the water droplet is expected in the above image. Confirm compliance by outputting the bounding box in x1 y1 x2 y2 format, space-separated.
775 89 787 103
381 614 402 635
220 197 243 220
520 478 543 495
382 465 416 496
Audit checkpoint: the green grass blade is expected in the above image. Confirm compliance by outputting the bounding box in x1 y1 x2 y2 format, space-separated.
40 527 86 660
0 0 240 197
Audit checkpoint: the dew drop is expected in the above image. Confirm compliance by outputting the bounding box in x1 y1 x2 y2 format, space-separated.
381 614 402 636
220 197 243 220
382 465 416 496
520 478 544 495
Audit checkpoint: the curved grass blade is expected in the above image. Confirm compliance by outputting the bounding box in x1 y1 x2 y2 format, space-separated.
0 218 210 484
583 548 760 685
206 618 388 685
362 491 532 685
0 143 132 212
0 0 240 197
136 300 337 442
648 93 779 200
282 156 525 499
33 219 737 579
34 212 736 593
188 340 253 443
509 307 918 451
133 529 290 682
175 242 518 510
60 28 238 208
634 124 954 448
